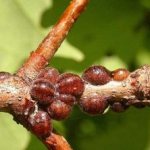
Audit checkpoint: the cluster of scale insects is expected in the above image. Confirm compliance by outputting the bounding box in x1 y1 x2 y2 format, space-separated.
10 65 146 138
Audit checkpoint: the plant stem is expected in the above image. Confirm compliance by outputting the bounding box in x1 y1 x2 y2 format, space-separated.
17 0 89 82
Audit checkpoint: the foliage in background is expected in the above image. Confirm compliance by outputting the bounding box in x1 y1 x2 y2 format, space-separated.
0 0 150 149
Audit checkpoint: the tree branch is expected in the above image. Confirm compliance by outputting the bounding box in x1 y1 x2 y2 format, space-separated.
81 65 150 107
1 64 150 149
17 0 89 82
44 133 73 150
11 0 88 149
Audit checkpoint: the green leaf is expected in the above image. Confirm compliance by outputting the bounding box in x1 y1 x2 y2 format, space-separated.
66 0 144 69
0 113 30 150
136 48 150 65
140 0 150 8
0 0 46 72
95 55 127 70
65 108 150 150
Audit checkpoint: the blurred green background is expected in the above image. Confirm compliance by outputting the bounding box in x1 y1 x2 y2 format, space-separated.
0 0 150 149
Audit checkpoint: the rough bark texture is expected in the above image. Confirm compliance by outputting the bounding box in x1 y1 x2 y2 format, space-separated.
2 0 89 150
1 65 150 113
82 65 150 105
45 133 73 150
17 0 89 83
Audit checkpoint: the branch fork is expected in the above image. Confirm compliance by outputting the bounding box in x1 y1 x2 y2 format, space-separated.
0 0 89 150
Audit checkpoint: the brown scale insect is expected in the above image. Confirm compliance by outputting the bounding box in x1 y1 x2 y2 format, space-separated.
79 95 109 115
110 101 129 113
30 79 55 105
28 110 52 138
55 94 76 106
57 73 84 96
0 72 11 80
129 100 146 108
82 65 111 85
37 67 60 84
47 100 72 120
112 68 129 81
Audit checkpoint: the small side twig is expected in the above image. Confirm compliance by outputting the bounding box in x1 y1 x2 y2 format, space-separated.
15 0 89 150
44 133 73 150
17 0 89 82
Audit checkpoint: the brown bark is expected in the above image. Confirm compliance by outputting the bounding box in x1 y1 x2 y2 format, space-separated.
81 65 150 106
17 0 89 83
45 133 73 150
1 65 150 113
1 65 150 150
13 0 88 150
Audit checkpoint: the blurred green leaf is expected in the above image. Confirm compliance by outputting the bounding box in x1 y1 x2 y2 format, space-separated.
66 0 145 70
96 55 127 70
0 0 45 72
136 48 150 65
140 0 150 8
26 134 46 150
0 113 30 150
65 107 150 150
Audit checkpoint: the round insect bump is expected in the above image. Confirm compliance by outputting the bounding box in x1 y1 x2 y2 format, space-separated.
0 72 11 80
110 102 128 113
131 100 145 108
79 95 109 115
30 79 55 104
82 65 111 85
37 67 59 84
56 94 76 106
47 100 72 120
112 69 129 81
23 99 36 116
57 73 84 96
28 110 52 138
